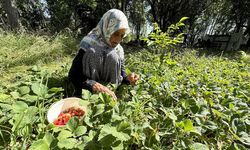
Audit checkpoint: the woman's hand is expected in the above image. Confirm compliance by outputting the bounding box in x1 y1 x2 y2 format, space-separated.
92 82 117 100
127 72 140 85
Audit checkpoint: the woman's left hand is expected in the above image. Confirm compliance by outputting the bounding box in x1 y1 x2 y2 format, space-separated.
127 72 140 85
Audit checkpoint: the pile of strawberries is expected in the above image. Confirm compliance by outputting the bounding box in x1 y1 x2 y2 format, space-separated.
53 107 85 126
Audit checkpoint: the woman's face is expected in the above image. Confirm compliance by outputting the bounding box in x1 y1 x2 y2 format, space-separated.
109 28 126 48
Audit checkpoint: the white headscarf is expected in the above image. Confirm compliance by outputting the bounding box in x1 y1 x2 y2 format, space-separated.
81 9 130 48
79 9 130 85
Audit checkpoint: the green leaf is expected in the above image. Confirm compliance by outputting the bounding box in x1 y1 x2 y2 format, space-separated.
227 143 247 150
12 101 28 113
0 93 11 102
93 104 105 117
29 139 49 150
20 94 38 103
83 130 96 143
79 100 90 107
183 119 194 132
169 112 177 121
10 91 20 99
212 109 223 117
66 117 79 132
84 116 93 127
179 17 189 23
99 125 130 141
58 138 77 149
155 133 160 142
99 134 116 147
189 142 209 150
31 83 48 97
204 121 218 130
18 86 30 95
177 22 185 27
117 121 130 132
74 126 87 136
239 132 250 146
183 119 201 135
90 94 99 101
82 89 91 100
57 130 73 141
43 132 54 146
48 87 64 93
112 141 124 150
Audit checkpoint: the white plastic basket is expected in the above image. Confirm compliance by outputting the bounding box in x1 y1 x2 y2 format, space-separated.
47 97 87 124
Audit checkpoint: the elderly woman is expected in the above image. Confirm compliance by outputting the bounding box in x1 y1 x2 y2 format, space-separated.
68 9 139 100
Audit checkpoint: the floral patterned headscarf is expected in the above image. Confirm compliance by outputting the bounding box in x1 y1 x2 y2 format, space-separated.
79 9 130 85
81 9 130 47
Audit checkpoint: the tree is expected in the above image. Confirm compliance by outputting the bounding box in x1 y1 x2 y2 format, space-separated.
129 0 146 42
146 0 211 45
1 0 19 30
16 0 46 31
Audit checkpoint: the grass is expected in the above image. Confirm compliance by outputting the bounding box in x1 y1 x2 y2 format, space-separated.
0 31 78 86
1 31 249 87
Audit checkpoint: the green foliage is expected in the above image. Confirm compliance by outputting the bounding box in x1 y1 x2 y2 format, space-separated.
0 33 250 149
142 17 188 54
16 0 46 31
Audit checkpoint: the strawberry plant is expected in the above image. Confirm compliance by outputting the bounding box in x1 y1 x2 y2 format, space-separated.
0 21 250 149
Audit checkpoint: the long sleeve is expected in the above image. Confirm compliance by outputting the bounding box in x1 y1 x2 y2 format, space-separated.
121 59 130 84
68 49 96 97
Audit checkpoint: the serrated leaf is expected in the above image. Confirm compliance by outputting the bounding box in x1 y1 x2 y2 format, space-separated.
189 142 209 150
83 130 96 143
43 132 54 146
117 121 130 132
183 119 194 131
18 86 30 95
31 83 48 97
112 140 123 150
66 117 79 132
183 119 201 135
79 100 90 107
99 125 130 141
29 139 49 150
0 93 11 102
58 138 77 149
99 134 116 147
84 116 93 127
93 104 105 117
10 91 20 99
74 126 87 136
20 94 38 103
90 94 99 101
12 101 28 113
58 130 73 141
82 89 91 100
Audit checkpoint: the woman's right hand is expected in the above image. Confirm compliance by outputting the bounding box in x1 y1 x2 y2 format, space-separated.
127 72 140 85
92 82 117 100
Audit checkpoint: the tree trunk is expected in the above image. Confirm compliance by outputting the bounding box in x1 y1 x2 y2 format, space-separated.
245 18 250 49
1 0 19 30
148 0 157 23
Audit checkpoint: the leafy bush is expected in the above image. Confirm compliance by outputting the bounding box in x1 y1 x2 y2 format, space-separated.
142 17 188 54
142 17 188 67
